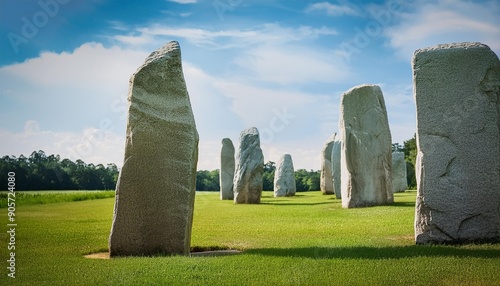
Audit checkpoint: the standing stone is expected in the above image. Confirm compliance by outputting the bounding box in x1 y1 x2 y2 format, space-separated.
109 41 199 256
413 42 500 244
331 137 342 199
320 134 335 195
274 154 296 197
220 138 235 200
392 152 408 193
233 127 264 204
339 84 393 208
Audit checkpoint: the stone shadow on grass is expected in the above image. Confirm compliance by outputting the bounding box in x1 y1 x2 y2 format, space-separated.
245 246 500 260
390 201 415 207
259 201 334 206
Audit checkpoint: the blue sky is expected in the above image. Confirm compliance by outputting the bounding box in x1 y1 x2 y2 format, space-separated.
1 0 499 170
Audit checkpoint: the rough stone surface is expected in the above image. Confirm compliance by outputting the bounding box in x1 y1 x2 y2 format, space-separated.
331 136 342 199
274 154 296 197
233 127 264 204
320 134 335 195
339 84 393 208
220 138 235 200
413 42 500 244
109 41 199 256
392 152 408 193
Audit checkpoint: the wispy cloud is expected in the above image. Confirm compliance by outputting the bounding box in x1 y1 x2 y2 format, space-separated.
305 2 359 17
107 21 129 31
167 0 197 4
384 0 500 59
112 23 338 50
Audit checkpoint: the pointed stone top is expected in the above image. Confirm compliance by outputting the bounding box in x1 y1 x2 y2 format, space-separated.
239 127 261 148
143 41 181 66
241 127 259 136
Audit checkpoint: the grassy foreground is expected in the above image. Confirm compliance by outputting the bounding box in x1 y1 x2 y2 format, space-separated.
0 191 115 208
1 191 499 285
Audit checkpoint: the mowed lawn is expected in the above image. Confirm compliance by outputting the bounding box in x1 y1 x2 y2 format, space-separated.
1 191 500 285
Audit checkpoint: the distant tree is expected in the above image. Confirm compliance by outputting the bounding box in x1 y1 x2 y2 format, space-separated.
403 134 417 188
294 169 320 192
262 161 275 191
403 134 417 166
406 162 416 189
196 170 220 191
306 170 320 191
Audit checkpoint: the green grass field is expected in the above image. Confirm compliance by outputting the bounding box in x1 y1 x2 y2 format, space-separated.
1 191 499 285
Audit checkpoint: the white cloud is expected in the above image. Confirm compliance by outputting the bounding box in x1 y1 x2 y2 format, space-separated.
385 0 500 59
0 42 149 135
262 139 324 171
234 45 351 85
378 83 416 144
0 121 125 166
306 2 360 17
0 42 146 89
182 62 243 139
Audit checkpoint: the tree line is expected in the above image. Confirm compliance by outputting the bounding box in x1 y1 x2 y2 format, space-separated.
0 150 321 192
1 137 417 191
0 150 119 190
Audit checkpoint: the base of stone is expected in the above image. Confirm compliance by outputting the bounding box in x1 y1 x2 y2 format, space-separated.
84 248 242 259
415 237 500 245
84 252 110 259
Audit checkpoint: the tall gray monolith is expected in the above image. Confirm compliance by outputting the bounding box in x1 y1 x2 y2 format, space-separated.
220 138 235 200
413 42 500 244
233 127 264 204
320 134 335 195
109 41 199 256
339 84 393 208
392 152 408 193
331 137 342 199
274 154 296 197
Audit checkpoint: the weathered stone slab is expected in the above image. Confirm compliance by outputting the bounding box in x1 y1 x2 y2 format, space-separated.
233 127 264 204
339 84 393 208
392 152 408 193
274 154 296 197
413 42 500 244
331 136 342 199
109 41 199 256
220 138 235 200
320 134 335 195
